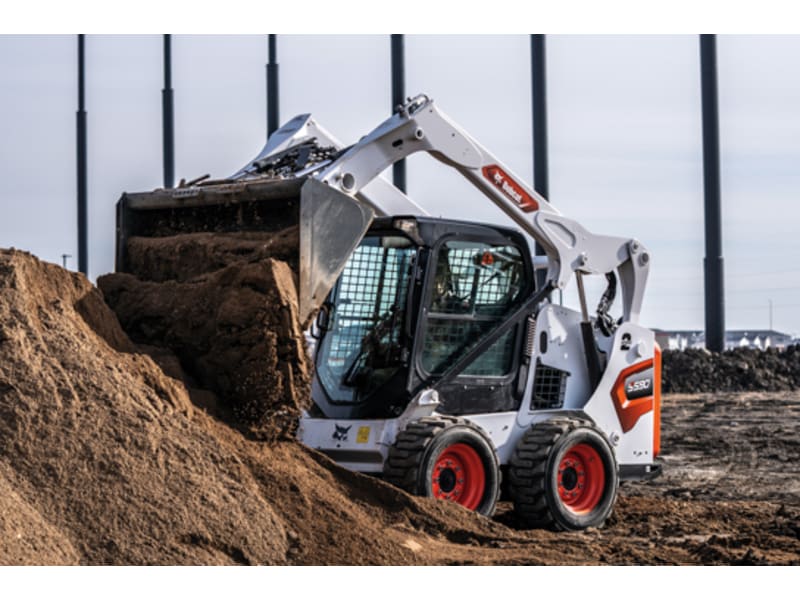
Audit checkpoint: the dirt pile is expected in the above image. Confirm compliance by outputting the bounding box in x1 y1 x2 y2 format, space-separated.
0 465 79 564
99 257 309 440
0 249 505 565
0 249 306 564
124 228 299 283
662 347 800 393
99 226 308 439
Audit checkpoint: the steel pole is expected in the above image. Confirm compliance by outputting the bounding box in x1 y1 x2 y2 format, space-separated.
162 34 175 189
76 34 88 275
267 34 279 138
700 34 725 352
391 34 407 193
531 34 549 293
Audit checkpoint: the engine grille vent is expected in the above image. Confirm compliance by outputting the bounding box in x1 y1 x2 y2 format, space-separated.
531 361 568 410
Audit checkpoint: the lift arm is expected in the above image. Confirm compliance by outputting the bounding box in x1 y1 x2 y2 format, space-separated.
299 94 649 325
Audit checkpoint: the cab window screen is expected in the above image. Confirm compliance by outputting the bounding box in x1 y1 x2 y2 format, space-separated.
316 236 415 404
422 240 524 376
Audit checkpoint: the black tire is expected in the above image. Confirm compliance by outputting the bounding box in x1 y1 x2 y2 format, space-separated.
384 416 501 517
508 418 618 531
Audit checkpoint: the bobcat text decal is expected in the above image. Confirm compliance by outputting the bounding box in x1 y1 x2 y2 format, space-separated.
482 165 539 213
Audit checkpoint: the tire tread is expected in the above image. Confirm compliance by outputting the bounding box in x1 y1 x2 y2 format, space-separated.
384 416 501 516
508 417 614 530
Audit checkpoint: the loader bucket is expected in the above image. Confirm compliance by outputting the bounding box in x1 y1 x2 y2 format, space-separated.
116 179 303 274
298 179 375 321
114 176 373 324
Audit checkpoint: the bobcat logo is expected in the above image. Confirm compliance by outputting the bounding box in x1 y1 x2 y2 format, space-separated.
332 424 352 441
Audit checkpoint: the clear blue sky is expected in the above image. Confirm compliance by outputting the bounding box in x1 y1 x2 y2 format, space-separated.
0 34 798 334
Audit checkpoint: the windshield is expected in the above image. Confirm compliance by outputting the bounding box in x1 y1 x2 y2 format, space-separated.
315 235 416 404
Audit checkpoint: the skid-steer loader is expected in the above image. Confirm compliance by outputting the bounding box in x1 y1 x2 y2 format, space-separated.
116 94 661 531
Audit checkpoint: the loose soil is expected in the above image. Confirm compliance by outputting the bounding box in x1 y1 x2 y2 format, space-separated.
0 249 797 565
662 347 800 393
98 257 310 440
124 228 299 284
99 225 308 439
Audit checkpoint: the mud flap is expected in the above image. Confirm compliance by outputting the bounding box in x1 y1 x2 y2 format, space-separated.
299 179 375 322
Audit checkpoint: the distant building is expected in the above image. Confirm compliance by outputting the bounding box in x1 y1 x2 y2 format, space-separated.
652 329 797 351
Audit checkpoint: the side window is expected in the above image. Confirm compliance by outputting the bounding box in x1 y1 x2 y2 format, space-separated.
421 240 525 376
316 236 416 403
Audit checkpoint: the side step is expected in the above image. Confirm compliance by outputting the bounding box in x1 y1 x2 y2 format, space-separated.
619 462 663 481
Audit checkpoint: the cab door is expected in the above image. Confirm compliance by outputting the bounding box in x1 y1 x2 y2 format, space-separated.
415 236 531 414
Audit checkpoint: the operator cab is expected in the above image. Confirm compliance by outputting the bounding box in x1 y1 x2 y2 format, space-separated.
310 216 535 420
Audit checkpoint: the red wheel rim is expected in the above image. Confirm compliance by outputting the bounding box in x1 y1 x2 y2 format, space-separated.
431 443 486 510
557 443 606 514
